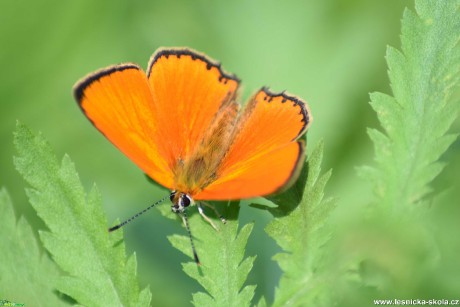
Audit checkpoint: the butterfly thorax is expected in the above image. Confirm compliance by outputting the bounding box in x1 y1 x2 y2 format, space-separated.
172 99 239 196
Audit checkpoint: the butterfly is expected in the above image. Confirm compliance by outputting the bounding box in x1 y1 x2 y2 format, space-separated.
73 48 312 264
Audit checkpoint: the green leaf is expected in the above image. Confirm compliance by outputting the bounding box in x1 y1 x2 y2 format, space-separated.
255 296 268 307
365 0 460 209
340 1 460 303
265 141 337 306
0 187 66 306
13 123 151 307
167 201 256 307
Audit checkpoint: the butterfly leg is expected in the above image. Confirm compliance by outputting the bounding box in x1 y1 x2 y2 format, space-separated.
200 201 227 224
197 203 220 231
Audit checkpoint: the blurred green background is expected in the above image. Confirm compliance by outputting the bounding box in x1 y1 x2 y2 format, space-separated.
4 0 459 306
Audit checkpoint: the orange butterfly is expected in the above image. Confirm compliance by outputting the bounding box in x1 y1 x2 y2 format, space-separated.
73 48 312 264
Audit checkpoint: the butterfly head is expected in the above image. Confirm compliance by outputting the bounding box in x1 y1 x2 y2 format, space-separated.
170 191 194 213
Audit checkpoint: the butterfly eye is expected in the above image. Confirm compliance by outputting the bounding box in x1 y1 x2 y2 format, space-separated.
181 194 192 207
169 191 177 202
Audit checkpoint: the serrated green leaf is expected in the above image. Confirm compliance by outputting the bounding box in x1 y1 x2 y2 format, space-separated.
337 1 460 303
167 201 256 307
0 187 66 306
256 296 268 307
265 141 337 306
366 0 460 209
13 123 151 307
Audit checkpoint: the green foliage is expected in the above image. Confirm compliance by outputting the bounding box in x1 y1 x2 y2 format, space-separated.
362 0 460 209
0 187 66 306
167 202 256 307
337 0 460 304
13 123 151 307
264 141 336 306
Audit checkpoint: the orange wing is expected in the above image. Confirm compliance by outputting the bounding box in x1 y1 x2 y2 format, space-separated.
146 48 240 169
195 88 312 200
74 48 240 191
73 64 174 188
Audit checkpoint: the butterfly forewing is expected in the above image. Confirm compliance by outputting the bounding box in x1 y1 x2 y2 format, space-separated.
146 48 240 174
195 88 311 200
73 64 174 189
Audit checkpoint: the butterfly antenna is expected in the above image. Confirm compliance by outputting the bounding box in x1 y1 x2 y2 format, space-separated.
182 210 201 265
108 194 169 232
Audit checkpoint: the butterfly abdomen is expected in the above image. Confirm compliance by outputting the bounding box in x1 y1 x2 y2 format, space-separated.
173 99 239 196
